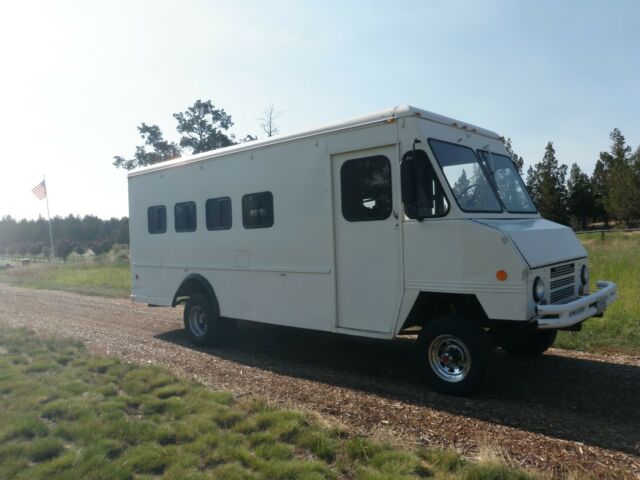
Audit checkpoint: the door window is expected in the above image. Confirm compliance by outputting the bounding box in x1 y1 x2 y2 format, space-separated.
340 155 392 222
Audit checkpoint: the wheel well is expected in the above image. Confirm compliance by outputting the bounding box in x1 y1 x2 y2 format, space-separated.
172 274 220 315
398 292 488 333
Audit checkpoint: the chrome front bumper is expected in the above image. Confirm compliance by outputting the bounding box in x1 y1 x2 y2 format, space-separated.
535 281 617 330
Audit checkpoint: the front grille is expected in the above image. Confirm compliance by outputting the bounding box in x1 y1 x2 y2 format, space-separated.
550 263 575 278
551 286 575 303
549 262 576 304
550 276 574 290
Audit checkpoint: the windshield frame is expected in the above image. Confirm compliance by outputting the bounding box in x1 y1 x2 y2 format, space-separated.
427 138 503 214
477 149 538 214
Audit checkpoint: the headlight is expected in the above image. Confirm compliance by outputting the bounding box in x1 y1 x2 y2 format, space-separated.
581 265 590 286
533 277 545 303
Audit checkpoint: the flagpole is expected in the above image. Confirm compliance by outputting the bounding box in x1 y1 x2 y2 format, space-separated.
43 176 55 261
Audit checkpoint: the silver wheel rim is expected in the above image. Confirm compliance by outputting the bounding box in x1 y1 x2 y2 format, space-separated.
188 306 207 337
428 334 471 383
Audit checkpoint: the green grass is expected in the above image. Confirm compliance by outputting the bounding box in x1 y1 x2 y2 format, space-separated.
0 260 130 298
0 326 536 480
555 231 640 354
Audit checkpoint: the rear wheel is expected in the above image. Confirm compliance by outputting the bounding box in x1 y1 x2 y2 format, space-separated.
183 293 228 347
416 316 495 396
500 329 557 357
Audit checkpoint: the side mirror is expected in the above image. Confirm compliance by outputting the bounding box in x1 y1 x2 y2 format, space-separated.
401 155 416 206
401 151 428 221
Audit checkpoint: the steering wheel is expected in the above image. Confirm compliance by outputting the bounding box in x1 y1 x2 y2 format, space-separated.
459 183 479 196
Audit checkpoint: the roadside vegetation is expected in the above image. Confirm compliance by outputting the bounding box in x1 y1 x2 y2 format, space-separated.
555 231 640 354
1 232 639 355
0 257 129 298
0 326 535 480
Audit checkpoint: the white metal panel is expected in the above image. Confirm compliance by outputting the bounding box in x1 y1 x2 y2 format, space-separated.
402 219 528 321
128 135 338 331
331 145 403 333
473 218 587 268
326 123 398 154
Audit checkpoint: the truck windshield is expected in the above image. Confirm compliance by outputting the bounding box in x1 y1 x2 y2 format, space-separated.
477 150 537 213
428 139 502 212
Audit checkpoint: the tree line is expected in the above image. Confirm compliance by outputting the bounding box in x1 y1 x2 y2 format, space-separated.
521 128 640 228
0 215 128 260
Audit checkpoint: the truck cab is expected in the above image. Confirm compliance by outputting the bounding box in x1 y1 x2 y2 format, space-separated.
391 108 617 393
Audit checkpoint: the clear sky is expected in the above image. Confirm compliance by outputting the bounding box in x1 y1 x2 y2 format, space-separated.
1 0 638 220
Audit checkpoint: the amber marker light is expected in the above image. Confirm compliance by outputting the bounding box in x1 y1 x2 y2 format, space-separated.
496 270 508 281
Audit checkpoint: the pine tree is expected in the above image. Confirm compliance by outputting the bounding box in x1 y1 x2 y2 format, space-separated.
113 124 181 170
173 100 235 154
591 158 608 226
503 138 524 174
632 146 640 177
601 129 639 225
452 169 472 204
607 164 640 225
526 142 569 224
567 164 595 229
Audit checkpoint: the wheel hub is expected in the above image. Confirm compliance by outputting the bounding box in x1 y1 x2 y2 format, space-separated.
429 334 471 383
188 306 207 337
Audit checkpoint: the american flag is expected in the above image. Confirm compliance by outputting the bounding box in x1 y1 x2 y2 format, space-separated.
32 180 47 200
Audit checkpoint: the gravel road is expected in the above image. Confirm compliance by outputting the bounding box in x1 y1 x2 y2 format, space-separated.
0 284 638 479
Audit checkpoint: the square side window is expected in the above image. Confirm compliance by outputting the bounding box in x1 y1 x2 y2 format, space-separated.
206 197 232 230
147 206 166 234
242 192 274 229
175 202 197 232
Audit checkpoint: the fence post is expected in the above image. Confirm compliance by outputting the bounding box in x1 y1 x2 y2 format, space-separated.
601 230 605 241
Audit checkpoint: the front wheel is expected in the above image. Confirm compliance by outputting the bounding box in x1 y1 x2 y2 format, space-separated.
416 316 495 396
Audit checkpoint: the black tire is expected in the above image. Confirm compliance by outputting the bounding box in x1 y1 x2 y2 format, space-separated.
416 316 495 396
501 329 557 357
183 293 227 347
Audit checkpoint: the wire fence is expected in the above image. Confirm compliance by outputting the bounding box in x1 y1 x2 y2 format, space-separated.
574 228 640 240
0 255 91 266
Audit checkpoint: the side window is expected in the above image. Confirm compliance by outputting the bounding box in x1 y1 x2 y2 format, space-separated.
242 192 274 229
401 150 449 219
340 155 392 222
206 197 232 231
174 202 197 232
147 206 166 234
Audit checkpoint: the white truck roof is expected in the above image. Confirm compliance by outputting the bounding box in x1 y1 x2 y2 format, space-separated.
128 105 501 178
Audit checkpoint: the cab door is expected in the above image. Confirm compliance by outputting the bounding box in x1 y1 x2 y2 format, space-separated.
332 145 402 333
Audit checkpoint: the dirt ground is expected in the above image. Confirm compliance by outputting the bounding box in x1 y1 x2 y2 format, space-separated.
0 284 638 479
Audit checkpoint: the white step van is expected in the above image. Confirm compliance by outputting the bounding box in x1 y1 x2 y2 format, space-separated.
128 106 617 394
